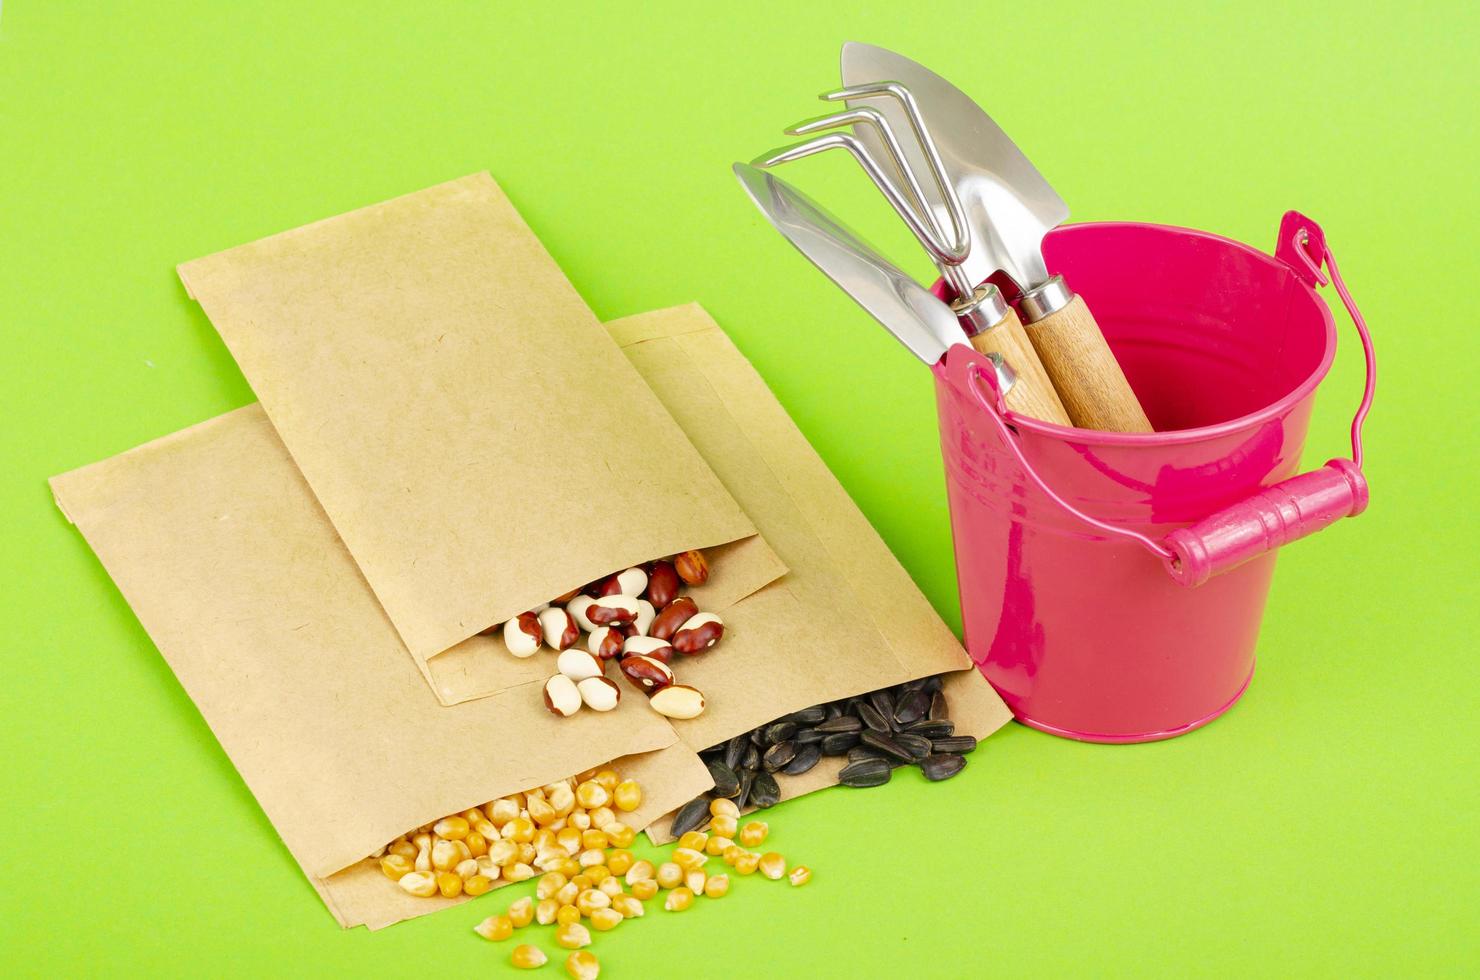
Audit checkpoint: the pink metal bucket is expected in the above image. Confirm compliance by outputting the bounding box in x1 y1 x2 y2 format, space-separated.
932 212 1375 743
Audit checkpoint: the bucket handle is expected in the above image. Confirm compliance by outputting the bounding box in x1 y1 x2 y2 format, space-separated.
967 211 1375 587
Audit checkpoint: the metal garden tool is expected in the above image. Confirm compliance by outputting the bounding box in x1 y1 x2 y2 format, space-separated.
840 41 1154 433
750 90 1071 425
733 162 1020 397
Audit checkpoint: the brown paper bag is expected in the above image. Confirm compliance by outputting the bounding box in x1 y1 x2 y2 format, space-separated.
49 406 711 928
177 173 782 680
604 305 1013 839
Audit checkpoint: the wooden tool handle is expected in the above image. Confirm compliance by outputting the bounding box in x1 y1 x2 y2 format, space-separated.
1022 294 1153 432
968 308 1072 426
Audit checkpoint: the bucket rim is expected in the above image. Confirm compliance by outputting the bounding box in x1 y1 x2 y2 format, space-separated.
941 220 1340 447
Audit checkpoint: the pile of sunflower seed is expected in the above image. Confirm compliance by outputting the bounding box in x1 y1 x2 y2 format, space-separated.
671 674 977 836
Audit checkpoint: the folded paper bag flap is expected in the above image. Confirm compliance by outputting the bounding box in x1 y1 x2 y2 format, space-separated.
177 173 768 672
49 405 683 883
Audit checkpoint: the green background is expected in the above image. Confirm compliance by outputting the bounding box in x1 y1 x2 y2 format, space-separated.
2 1 1475 975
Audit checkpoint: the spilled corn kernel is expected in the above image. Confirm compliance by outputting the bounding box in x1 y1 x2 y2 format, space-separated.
788 865 812 887
565 950 601 980
474 914 513 942
510 944 547 969
664 886 694 912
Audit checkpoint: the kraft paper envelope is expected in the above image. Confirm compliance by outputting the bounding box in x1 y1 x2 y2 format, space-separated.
600 305 1012 840
177 173 782 681
49 407 711 929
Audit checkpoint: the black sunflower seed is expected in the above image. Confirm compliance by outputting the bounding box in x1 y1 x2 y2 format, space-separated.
930 735 977 755
816 715 862 735
857 701 891 733
894 690 930 726
751 770 781 808
749 727 768 747
919 674 945 694
723 733 749 771
929 690 949 722
868 689 895 720
741 743 761 772
838 758 893 788
848 745 905 767
793 727 824 746
782 742 822 775
762 740 797 772
670 797 710 837
860 729 913 762
824 701 845 720
788 705 827 725
763 721 798 746
903 719 954 739
893 732 933 761
735 767 756 810
919 753 967 781
707 760 740 798
820 731 860 755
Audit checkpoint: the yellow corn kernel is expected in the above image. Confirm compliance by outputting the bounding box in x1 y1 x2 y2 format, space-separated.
537 872 569 901
474 914 514 942
380 853 414 881
612 893 644 919
577 848 604 869
507 897 535 928
464 832 489 858
738 821 769 848
529 796 560 827
705 835 734 857
455 858 480 881
663 886 694 912
604 822 636 849
510 944 548 970
535 847 568 873
389 838 418 861
555 922 592 950
536 897 561 925
684 869 707 894
759 852 786 880
431 839 460 872
488 798 520 827
709 798 740 820
578 828 607 851
433 815 470 840
734 852 760 876
625 859 654 885
565 950 601 980
575 889 611 916
464 874 495 897
594 768 620 791
463 807 484 823
722 845 744 867
516 843 538 865
555 827 583 857
570 874 594 892
704 873 731 899
611 780 642 812
398 870 438 897
585 866 611 885
588 806 618 830
655 862 684 889
475 855 501 881
574 781 610 810
549 783 576 816
555 881 580 907
556 904 581 927
488 839 520 868
788 865 812 887
630 879 658 901
569 810 592 831
708 815 738 840
672 847 708 871
547 816 568 833
414 844 432 872
605 849 635 876
503 818 536 843
677 831 708 852
533 828 558 850
505 863 536 883
588 907 622 932
436 871 464 898
597 875 623 898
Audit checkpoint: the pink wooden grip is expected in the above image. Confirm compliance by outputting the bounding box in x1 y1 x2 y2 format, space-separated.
1164 459 1368 586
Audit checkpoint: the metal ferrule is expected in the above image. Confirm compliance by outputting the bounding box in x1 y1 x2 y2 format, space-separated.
984 352 1017 397
950 282 1011 338
1017 275 1074 322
